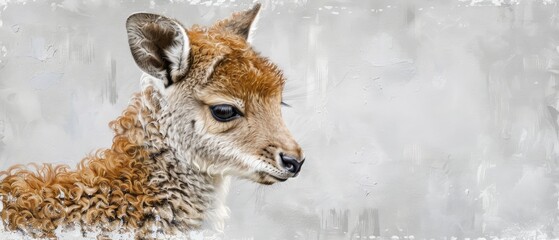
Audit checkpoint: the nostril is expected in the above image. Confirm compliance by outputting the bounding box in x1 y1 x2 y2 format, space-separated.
280 153 302 174
284 163 294 172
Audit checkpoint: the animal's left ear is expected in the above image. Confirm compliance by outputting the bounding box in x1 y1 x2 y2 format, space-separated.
213 3 261 42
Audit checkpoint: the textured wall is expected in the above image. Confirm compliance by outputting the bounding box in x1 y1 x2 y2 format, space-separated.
1 0 559 239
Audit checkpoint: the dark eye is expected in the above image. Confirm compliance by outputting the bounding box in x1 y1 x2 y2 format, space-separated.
210 104 242 122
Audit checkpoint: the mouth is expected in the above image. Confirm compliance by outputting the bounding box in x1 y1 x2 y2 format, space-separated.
269 174 288 182
256 171 289 185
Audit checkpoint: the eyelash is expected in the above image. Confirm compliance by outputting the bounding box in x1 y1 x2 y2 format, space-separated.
281 101 291 107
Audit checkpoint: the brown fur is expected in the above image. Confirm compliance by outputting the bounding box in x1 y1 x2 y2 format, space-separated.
0 3 304 239
0 93 160 238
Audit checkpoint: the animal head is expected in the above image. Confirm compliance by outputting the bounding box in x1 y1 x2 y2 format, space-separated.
126 4 304 185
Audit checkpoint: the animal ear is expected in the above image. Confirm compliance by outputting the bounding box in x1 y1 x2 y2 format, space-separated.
213 3 261 42
126 13 190 87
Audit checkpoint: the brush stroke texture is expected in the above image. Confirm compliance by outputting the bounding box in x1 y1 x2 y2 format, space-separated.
0 0 558 239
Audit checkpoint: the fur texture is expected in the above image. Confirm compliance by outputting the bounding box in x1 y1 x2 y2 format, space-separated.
0 3 304 240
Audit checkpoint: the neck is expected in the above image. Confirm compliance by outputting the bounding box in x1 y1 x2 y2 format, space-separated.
123 82 230 234
0 80 231 239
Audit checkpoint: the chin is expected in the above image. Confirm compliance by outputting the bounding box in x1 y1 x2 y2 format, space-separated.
253 172 288 185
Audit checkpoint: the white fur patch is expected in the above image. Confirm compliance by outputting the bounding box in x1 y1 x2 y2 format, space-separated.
166 21 191 83
202 176 231 232
246 6 261 44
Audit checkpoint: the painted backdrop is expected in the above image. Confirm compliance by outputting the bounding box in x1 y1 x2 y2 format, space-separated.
1 0 558 239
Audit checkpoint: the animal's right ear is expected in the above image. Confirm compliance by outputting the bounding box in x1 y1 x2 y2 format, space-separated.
126 13 190 87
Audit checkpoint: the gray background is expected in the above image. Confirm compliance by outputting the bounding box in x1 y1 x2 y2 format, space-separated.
1 0 559 239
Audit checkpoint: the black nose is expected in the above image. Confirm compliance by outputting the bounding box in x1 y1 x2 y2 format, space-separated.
280 153 304 174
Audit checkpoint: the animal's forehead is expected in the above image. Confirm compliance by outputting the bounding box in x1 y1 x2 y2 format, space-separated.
189 28 285 101
211 56 284 99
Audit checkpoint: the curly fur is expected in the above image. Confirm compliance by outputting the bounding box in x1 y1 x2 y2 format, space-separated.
0 3 304 239
1 89 162 238
0 82 232 239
